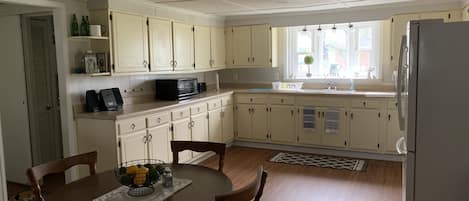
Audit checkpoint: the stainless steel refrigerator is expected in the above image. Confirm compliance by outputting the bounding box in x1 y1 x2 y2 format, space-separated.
396 19 469 201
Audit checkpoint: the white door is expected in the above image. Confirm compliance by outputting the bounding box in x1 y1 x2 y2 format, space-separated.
225 27 233 67
349 109 381 150
194 25 211 69
269 105 296 143
297 107 322 145
321 108 348 148
147 124 171 163
119 130 148 163
236 104 252 139
172 118 192 162
252 105 269 140
148 17 173 71
385 110 401 152
210 27 226 68
208 109 223 143
232 26 251 66
111 11 149 73
251 24 271 66
222 106 234 142
172 22 194 71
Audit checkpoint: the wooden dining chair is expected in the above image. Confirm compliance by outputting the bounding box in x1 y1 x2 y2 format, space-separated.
26 151 98 201
171 141 226 171
214 166 268 201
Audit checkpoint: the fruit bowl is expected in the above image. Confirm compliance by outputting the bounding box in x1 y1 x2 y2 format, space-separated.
114 159 166 197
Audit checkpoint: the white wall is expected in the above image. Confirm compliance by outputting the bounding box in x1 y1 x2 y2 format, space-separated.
0 15 33 184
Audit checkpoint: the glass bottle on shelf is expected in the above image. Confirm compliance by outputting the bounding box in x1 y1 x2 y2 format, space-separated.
85 16 90 36
80 16 87 36
71 14 79 36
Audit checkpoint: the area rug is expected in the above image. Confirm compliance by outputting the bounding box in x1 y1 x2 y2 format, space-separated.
269 152 367 171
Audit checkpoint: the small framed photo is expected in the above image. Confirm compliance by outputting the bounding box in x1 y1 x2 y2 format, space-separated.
84 53 98 74
96 52 109 72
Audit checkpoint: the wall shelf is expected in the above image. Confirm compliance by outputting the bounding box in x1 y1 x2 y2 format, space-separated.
69 36 109 40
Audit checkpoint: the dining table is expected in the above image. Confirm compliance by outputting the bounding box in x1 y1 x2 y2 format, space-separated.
46 164 233 201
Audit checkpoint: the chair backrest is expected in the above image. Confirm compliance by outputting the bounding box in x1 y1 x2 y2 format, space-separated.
26 151 97 201
214 166 268 201
171 141 226 171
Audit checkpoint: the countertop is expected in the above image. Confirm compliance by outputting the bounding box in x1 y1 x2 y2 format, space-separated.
75 88 396 121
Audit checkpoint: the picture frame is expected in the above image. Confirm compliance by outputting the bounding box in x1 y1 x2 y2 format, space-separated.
84 53 98 74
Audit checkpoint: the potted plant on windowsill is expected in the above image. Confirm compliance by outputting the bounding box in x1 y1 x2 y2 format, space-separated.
304 55 314 78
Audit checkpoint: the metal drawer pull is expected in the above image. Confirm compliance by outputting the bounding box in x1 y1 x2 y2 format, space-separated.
130 123 136 130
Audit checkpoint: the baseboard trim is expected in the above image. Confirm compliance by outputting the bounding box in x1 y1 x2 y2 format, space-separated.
233 140 405 162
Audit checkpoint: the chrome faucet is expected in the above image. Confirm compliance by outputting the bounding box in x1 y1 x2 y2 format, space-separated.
326 80 337 90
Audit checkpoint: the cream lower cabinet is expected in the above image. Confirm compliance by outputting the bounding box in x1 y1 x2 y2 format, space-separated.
297 106 322 145
208 108 223 143
269 105 296 143
119 130 148 163
385 110 401 153
235 104 268 140
320 108 348 148
172 116 192 162
221 105 234 142
147 124 171 163
349 109 381 151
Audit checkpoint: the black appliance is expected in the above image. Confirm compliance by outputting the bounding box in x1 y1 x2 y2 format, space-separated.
155 78 199 101
85 88 123 112
198 82 207 93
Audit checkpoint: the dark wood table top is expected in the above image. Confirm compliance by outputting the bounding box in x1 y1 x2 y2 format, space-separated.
46 164 233 201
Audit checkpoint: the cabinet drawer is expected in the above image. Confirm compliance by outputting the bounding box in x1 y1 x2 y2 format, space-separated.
146 112 170 128
207 99 222 110
269 96 294 105
351 100 383 109
387 100 398 109
222 96 233 106
172 107 190 121
236 95 267 104
190 104 207 115
118 117 146 135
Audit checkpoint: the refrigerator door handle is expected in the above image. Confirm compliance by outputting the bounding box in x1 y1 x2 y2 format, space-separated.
396 35 407 131
396 136 408 155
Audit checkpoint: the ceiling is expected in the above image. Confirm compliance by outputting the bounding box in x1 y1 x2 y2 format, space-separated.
148 0 459 16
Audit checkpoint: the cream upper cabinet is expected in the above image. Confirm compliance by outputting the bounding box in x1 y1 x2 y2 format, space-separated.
225 27 233 67
191 113 208 142
232 26 252 66
251 104 269 140
148 17 173 72
147 124 171 163
111 11 149 73
297 107 322 145
464 5 469 21
390 14 419 69
385 110 401 153
251 25 271 66
349 109 381 151
236 104 252 139
210 27 226 68
172 118 192 162
321 108 347 148
194 25 211 70
172 22 194 71
119 130 148 162
222 105 234 142
269 105 296 143
420 10 462 22
208 109 223 143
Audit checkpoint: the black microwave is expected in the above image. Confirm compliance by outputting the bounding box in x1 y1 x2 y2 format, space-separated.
155 78 199 101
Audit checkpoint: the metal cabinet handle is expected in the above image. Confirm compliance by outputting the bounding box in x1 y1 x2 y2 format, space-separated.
174 60 178 67
157 118 161 123
148 134 153 142
248 57 251 62
143 135 148 144
252 57 255 63
170 60 174 67
143 60 148 67
130 123 136 130
350 113 354 119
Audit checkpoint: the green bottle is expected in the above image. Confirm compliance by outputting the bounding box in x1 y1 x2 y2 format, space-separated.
71 14 79 36
80 16 87 36
85 16 90 35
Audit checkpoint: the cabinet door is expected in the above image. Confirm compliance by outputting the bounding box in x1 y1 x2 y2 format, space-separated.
194 25 211 69
191 113 208 142
390 14 419 69
321 108 348 148
270 105 296 143
172 118 192 162
208 109 223 143
148 18 173 71
210 27 226 68
420 11 462 22
251 24 271 66
225 27 233 67
111 12 149 73
147 124 171 163
349 109 381 151
222 106 234 142
119 130 148 163
232 26 251 66
236 104 252 139
252 105 268 140
172 22 194 71
386 110 401 153
298 107 322 145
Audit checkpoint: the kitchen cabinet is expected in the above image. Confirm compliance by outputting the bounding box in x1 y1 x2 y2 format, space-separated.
190 113 208 142
208 109 223 143
194 25 211 69
110 11 149 73
210 27 226 68
349 109 381 151
148 17 173 72
236 104 252 139
463 4 469 21
232 26 252 67
235 104 268 140
251 24 272 66
390 14 419 70
420 10 462 22
297 106 322 145
385 110 401 153
221 105 234 142
119 130 148 162
147 124 171 163
172 22 194 71
320 108 348 148
225 27 233 67
269 105 296 143
231 24 277 68
172 117 192 162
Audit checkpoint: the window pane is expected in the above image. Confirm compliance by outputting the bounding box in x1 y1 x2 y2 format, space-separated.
359 28 372 50
297 31 312 53
321 29 348 78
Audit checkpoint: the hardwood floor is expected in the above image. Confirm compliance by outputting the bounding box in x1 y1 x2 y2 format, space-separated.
200 146 402 201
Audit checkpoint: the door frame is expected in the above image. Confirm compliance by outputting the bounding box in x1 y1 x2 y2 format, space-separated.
21 13 64 166
0 116 8 201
